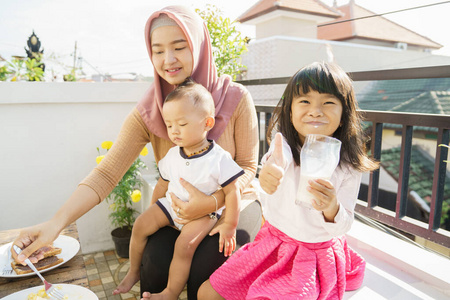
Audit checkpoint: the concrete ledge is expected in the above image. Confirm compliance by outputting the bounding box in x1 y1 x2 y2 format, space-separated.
345 220 450 299
0 81 150 104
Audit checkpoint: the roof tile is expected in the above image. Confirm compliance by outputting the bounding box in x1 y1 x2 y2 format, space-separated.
318 2 442 49
380 145 450 206
237 0 340 23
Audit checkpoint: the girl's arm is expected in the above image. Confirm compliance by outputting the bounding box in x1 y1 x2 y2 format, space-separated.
320 167 362 236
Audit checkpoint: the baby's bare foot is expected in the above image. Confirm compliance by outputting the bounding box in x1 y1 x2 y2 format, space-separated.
145 290 178 300
112 271 140 295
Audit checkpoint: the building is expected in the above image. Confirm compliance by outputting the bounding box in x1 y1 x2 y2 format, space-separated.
237 0 450 232
237 0 450 104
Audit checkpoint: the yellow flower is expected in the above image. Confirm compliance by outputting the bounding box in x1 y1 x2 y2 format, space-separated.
109 203 116 210
131 190 142 203
96 155 105 164
140 147 149 157
101 141 113 150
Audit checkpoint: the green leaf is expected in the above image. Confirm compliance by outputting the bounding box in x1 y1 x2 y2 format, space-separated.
197 4 248 80
104 147 148 228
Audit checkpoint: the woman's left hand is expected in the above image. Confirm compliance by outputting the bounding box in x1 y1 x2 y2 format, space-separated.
308 178 339 222
171 178 218 224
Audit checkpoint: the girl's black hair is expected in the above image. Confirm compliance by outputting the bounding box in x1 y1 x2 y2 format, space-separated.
267 62 378 172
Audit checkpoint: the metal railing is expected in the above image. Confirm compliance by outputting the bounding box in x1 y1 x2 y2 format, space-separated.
238 65 450 248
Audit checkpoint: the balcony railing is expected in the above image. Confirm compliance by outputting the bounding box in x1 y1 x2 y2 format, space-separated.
237 65 450 248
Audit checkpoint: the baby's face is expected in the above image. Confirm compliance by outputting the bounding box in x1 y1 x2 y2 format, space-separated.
162 97 208 148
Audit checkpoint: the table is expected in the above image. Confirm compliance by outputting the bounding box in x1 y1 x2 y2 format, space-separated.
0 223 88 298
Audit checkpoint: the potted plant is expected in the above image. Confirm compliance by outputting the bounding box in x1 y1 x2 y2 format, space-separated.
96 141 148 257
23 58 44 81
7 58 26 81
0 64 11 81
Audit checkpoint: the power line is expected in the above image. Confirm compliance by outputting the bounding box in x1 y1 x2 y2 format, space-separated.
107 58 149 67
80 57 112 81
318 1 450 27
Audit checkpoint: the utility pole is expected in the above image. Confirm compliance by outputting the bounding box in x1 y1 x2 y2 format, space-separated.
73 41 77 69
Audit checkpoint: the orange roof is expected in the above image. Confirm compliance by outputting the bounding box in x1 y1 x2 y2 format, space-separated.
317 2 442 49
237 0 341 23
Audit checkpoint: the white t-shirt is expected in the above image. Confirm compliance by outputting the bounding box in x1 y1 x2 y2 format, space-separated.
158 140 245 212
261 136 362 243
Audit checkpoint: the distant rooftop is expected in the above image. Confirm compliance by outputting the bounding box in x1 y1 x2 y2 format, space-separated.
357 78 450 113
237 0 341 23
237 0 442 50
380 145 450 228
391 91 450 115
317 1 442 49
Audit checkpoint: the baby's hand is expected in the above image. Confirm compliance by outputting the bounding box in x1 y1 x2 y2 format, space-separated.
308 179 339 221
209 223 236 257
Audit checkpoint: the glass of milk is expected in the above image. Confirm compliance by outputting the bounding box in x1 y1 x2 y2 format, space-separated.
295 134 341 207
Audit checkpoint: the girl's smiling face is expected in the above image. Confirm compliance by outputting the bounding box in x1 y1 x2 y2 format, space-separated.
151 25 193 85
291 90 343 144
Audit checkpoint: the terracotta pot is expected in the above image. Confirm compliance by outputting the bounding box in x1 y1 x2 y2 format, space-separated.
111 227 132 258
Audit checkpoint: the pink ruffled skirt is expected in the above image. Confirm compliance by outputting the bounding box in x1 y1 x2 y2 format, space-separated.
210 222 365 300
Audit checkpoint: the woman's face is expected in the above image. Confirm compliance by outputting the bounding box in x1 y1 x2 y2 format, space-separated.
151 25 193 85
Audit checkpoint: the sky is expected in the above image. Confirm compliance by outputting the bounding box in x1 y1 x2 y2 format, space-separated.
1 0 449 78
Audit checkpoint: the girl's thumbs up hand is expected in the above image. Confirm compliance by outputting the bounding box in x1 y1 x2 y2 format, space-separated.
259 133 286 194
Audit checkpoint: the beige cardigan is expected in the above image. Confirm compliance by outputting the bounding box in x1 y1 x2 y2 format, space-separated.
80 91 259 203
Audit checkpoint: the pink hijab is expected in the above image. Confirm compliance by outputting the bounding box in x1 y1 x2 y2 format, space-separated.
136 5 245 141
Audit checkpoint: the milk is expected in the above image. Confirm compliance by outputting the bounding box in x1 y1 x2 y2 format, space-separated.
296 174 331 207
295 134 341 207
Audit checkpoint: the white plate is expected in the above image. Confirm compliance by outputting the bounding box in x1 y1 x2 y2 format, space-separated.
0 235 80 278
2 283 98 299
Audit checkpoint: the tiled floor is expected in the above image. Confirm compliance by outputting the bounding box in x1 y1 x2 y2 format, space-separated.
83 250 187 300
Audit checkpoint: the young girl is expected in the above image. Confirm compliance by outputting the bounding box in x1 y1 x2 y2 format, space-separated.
198 62 379 299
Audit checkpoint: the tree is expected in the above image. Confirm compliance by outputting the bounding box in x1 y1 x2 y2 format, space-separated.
196 5 249 80
1 57 44 81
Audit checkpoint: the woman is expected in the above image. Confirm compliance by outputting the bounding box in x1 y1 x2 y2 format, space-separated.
12 5 261 299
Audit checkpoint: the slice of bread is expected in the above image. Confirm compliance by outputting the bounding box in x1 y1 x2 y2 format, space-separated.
11 245 63 275
39 246 62 258
11 254 64 275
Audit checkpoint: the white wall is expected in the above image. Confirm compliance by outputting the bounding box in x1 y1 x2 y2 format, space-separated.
256 17 318 40
0 82 158 253
242 36 450 105
243 36 450 79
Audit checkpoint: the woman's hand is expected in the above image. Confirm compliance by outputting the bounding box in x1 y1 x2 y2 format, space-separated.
11 220 61 265
308 178 339 222
259 133 286 194
171 178 221 225
11 185 99 264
